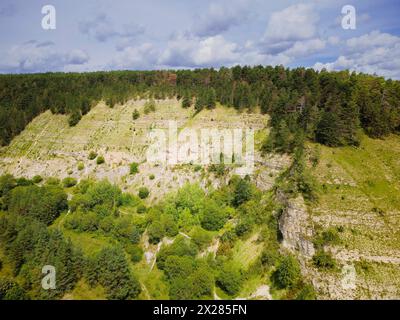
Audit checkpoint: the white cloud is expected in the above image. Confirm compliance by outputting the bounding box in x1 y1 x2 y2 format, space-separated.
79 13 144 45
108 43 158 70
159 34 239 68
264 4 319 43
283 38 326 57
192 0 250 37
313 31 400 79
0 41 89 73
346 30 399 52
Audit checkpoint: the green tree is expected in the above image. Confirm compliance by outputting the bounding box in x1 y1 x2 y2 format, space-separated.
274 255 301 289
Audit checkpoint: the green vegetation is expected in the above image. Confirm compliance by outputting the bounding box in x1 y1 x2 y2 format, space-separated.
62 177 77 188
1 68 398 149
132 109 140 120
96 156 105 165
138 187 149 199
88 151 97 160
77 162 85 171
144 99 156 114
130 162 139 175
312 250 336 270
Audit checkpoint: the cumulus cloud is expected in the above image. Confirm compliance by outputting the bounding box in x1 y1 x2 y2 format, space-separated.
313 31 400 79
0 41 89 73
192 0 250 37
264 4 319 43
257 3 326 61
79 13 144 45
108 43 158 70
159 33 239 68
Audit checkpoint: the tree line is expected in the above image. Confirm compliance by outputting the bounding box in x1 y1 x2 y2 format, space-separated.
0 66 399 148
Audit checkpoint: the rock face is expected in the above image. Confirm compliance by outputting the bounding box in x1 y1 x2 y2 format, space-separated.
278 194 315 259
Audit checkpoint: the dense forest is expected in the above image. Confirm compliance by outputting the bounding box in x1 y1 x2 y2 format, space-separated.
1 66 399 150
0 174 314 300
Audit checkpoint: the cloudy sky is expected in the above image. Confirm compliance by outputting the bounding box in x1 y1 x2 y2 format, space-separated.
0 0 399 78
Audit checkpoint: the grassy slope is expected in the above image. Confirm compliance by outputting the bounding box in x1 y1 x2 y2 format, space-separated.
307 134 400 299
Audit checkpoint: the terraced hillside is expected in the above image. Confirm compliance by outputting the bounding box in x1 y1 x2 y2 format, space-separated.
303 136 400 299
1 99 399 300
0 99 289 201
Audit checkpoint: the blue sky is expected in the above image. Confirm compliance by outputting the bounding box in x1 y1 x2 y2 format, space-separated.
0 0 399 78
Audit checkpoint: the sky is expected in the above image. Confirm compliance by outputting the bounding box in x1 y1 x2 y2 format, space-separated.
0 0 399 79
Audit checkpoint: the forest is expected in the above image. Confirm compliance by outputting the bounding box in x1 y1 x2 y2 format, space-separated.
0 174 314 300
1 66 399 151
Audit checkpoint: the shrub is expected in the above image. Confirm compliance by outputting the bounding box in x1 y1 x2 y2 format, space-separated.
62 177 77 188
216 264 242 296
46 177 60 186
138 187 149 199
68 111 82 127
32 175 43 184
99 216 114 233
136 204 147 214
132 109 140 120
88 151 98 160
313 227 341 249
200 200 227 231
148 221 165 244
274 255 301 289
126 245 143 263
295 283 316 300
190 226 213 250
96 156 105 165
130 162 139 175
312 250 336 269
232 177 252 207
144 99 156 114
77 162 85 171
149 174 155 180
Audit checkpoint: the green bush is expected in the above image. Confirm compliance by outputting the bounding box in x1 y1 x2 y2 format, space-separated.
148 221 165 244
190 226 212 250
77 162 85 171
136 204 147 214
312 250 336 269
274 255 301 289
62 177 77 188
126 244 143 263
149 174 155 180
132 109 140 120
216 264 242 296
130 162 139 175
138 187 149 199
144 99 156 114
96 156 105 165
46 177 60 186
295 283 316 300
88 151 98 160
32 175 43 184
200 200 227 231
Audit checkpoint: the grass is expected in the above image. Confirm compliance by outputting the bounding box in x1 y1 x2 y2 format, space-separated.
231 231 264 270
62 229 115 257
307 133 400 298
132 260 169 300
66 279 106 300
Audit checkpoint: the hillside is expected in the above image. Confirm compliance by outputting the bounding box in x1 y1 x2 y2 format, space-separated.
1 98 399 300
0 99 289 200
